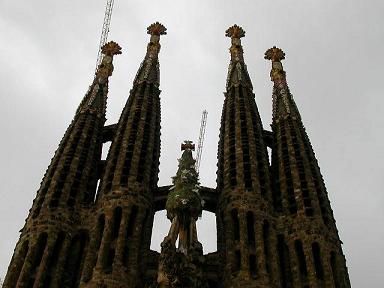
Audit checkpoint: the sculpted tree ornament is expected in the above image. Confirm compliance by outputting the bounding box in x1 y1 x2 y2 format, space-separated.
155 141 207 288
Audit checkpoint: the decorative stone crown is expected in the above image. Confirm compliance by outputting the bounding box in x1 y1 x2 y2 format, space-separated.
225 24 245 39
147 22 167 36
101 41 122 56
265 46 285 62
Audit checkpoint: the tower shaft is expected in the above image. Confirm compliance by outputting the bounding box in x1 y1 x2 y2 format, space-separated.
216 25 275 287
265 46 351 288
3 42 121 288
81 23 166 287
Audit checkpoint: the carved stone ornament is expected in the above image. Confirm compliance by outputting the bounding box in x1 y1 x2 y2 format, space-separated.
101 41 122 56
264 46 285 62
225 24 245 39
147 22 167 36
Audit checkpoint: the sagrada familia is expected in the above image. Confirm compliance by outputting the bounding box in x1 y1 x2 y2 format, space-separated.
3 23 351 287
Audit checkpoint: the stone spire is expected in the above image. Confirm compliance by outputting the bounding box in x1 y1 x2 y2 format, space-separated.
77 41 122 115
266 47 351 287
225 24 253 90
216 25 274 287
82 23 165 287
3 41 121 288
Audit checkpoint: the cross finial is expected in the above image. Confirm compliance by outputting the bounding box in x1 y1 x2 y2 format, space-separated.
181 140 195 151
101 41 122 56
226 25 245 39
264 46 285 62
147 22 167 36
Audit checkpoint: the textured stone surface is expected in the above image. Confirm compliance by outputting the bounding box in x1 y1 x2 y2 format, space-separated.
4 25 350 288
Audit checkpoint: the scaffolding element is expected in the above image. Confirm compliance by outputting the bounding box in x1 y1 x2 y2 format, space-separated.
195 110 208 172
95 0 115 74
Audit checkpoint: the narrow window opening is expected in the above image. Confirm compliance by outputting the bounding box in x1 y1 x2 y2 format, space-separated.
111 207 122 240
137 88 154 183
249 254 257 278
103 207 122 272
277 234 293 288
231 209 240 241
294 240 308 282
246 211 255 245
123 205 138 266
312 242 324 280
234 250 241 272
263 221 271 273
121 92 145 186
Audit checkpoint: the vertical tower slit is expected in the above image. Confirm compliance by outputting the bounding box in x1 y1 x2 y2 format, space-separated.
238 87 252 190
228 92 237 187
49 116 87 208
137 85 154 183
120 84 146 186
279 122 297 214
288 118 313 216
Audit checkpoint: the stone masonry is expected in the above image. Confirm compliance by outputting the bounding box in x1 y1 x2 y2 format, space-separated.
3 23 350 288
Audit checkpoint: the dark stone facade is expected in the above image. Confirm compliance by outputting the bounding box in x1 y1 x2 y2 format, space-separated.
3 24 350 288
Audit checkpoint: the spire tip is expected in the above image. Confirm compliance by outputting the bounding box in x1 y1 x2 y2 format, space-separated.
225 24 245 39
147 22 167 36
265 46 285 62
101 41 122 56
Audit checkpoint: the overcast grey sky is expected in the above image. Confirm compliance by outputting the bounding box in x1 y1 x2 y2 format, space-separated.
0 0 383 286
